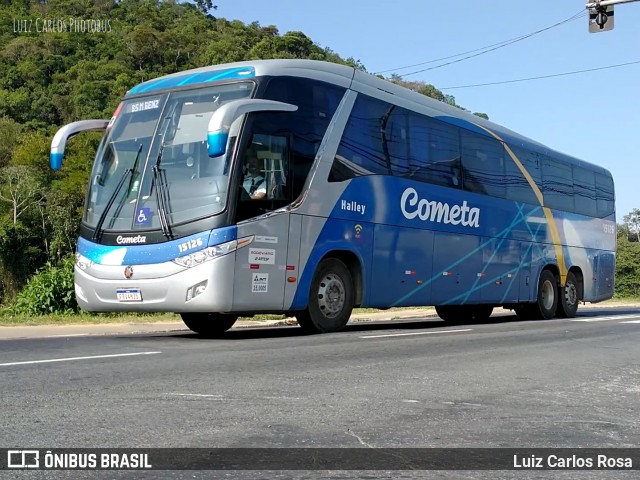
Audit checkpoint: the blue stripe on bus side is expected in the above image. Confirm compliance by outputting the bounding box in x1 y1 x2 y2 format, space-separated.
77 226 237 266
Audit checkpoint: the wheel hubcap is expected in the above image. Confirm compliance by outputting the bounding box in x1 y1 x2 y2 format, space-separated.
317 273 345 318
564 282 577 306
541 279 555 311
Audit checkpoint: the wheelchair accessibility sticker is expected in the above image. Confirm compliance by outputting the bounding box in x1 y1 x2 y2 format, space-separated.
135 208 151 225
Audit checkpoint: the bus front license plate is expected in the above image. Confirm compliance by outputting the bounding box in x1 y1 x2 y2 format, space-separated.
116 288 142 302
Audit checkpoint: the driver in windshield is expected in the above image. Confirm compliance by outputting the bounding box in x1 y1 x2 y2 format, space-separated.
243 149 266 200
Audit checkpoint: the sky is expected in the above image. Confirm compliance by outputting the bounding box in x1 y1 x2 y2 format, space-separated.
217 0 640 223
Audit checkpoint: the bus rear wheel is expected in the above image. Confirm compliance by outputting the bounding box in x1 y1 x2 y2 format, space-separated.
296 258 354 334
517 270 558 320
556 271 579 318
180 313 238 337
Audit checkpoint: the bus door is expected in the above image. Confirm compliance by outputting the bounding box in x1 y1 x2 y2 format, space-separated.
233 214 290 311
232 133 293 311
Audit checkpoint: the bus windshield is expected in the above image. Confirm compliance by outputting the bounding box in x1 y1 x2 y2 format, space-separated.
85 82 254 234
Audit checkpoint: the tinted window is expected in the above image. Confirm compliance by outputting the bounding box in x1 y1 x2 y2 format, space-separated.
596 172 615 217
330 95 393 181
461 131 506 198
573 166 597 216
403 114 461 188
259 76 345 199
331 95 462 188
385 107 410 175
505 147 542 205
542 156 574 212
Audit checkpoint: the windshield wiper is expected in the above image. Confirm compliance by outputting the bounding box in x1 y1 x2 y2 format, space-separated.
92 144 143 242
127 142 144 196
152 143 173 238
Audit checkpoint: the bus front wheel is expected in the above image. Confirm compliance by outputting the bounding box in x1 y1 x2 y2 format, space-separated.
296 258 354 333
180 313 238 337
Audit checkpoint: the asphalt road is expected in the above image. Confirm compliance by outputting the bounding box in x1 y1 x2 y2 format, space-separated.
2 306 640 479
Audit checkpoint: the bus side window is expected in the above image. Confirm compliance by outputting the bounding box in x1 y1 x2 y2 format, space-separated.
461 131 505 198
239 134 290 202
261 76 346 198
573 166 597 217
542 155 574 212
595 172 615 217
329 95 396 181
505 147 542 205
391 112 462 189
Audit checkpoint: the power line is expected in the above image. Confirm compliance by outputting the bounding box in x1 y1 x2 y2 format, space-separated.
439 59 640 90
375 9 586 77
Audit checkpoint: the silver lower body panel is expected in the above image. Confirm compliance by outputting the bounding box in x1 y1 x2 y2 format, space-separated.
74 255 236 313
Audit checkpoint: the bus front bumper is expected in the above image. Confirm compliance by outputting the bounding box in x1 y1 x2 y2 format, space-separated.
74 256 235 313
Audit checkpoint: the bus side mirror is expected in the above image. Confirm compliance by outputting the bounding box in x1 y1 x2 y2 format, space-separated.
206 99 297 157
50 119 110 170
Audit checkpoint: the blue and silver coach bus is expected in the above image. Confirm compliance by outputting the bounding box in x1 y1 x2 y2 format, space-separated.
50 59 616 335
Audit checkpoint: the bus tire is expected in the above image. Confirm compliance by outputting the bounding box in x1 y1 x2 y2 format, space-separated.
296 258 354 333
525 269 558 320
436 305 493 323
514 306 535 320
467 305 493 322
557 271 579 318
435 305 464 322
180 313 238 337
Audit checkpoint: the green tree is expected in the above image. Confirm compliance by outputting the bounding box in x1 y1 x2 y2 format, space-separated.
0 218 44 302
615 237 640 298
618 222 631 241
0 117 21 168
194 0 217 15
623 208 640 242
46 190 84 262
0 165 45 224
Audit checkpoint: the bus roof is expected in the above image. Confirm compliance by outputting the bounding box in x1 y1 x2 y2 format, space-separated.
126 59 610 177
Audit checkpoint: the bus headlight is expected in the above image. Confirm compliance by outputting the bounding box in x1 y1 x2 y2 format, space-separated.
75 252 94 270
173 236 253 268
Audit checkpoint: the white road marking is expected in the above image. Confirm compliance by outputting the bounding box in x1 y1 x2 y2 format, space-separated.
570 314 640 323
360 328 472 339
0 351 161 367
45 333 93 338
166 393 223 398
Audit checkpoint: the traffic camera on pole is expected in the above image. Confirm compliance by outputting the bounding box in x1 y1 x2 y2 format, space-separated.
586 0 640 33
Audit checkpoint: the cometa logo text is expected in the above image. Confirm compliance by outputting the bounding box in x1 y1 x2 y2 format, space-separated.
116 235 147 245
400 188 480 227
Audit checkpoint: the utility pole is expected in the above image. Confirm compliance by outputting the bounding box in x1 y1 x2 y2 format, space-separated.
586 0 640 32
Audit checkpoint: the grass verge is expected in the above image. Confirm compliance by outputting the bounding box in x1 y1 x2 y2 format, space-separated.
0 306 436 326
